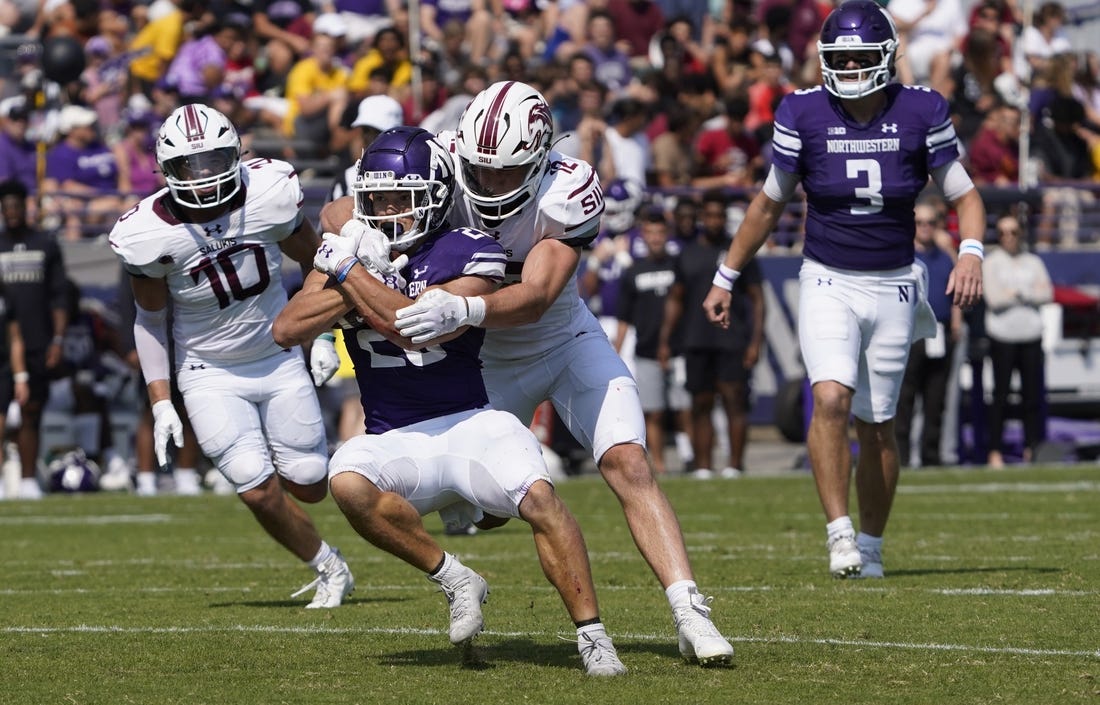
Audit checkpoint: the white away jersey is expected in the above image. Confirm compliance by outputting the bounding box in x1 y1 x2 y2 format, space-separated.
109 157 304 366
444 143 605 360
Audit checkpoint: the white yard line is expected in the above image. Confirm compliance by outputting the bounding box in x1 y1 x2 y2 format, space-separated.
3 624 1097 660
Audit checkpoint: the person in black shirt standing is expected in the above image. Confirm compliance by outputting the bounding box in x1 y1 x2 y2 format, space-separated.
614 208 688 475
0 179 68 499
659 191 765 479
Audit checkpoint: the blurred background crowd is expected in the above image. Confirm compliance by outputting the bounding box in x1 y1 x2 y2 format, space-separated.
0 0 1099 497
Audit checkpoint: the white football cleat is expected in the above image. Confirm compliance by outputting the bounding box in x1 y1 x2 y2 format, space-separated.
429 565 488 644
674 589 734 666
827 533 863 578
294 547 355 609
577 628 627 676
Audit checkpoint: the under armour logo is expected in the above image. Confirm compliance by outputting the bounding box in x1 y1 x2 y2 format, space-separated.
203 224 223 237
189 363 206 370
881 123 898 133
817 278 832 286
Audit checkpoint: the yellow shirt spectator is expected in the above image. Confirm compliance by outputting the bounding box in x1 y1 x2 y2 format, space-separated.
348 50 412 95
282 56 350 136
129 8 185 84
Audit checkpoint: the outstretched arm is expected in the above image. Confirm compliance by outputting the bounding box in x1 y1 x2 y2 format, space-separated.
942 180 986 310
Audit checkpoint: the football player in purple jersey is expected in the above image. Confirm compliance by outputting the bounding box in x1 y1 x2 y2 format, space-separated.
703 0 986 579
273 127 626 676
321 82 735 667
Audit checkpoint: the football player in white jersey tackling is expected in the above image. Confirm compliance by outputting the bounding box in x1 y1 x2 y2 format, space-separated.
108 104 354 608
319 81 734 667
272 127 626 676
703 1 985 578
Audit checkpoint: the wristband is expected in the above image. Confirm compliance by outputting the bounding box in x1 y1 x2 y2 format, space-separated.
711 264 741 292
316 332 336 343
13 371 29 383
334 257 359 283
464 296 487 327
959 238 984 261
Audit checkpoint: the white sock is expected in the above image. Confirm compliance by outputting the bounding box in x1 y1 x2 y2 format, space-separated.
136 471 157 494
826 516 855 542
430 552 469 584
856 532 882 553
308 541 333 570
665 579 698 610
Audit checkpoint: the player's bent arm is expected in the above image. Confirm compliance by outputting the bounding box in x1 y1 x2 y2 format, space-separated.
319 197 355 235
658 281 685 365
940 166 986 309
481 237 580 328
273 269 359 347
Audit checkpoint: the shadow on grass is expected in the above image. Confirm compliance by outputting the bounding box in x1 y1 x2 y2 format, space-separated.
379 637 726 672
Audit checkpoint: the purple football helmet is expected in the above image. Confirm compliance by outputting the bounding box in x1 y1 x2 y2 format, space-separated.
817 0 898 100
602 178 644 234
351 126 455 252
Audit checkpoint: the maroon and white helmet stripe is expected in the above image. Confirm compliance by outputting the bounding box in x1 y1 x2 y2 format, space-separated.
182 104 205 143
476 80 516 156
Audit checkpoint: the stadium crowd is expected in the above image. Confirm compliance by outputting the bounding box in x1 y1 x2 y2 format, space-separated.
0 0 1098 499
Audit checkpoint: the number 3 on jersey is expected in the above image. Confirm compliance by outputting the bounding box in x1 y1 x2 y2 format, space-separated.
846 159 883 215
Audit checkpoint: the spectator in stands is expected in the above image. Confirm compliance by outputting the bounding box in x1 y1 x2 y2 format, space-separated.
962 0 1016 76
434 18 474 91
111 109 163 202
1015 1 1072 86
604 97 651 186
128 0 202 93
711 16 757 101
0 97 36 197
316 0 403 46
895 204 962 468
649 102 701 188
79 35 127 130
399 60 448 126
983 215 1053 468
757 0 827 73
932 28 1012 145
607 0 665 66
967 103 1021 187
1032 96 1097 247
347 26 412 100
42 104 127 240
615 208 685 475
554 79 614 180
419 0 495 68
745 51 791 137
693 95 762 190
888 0 967 85
1073 51 1100 127
0 178 68 500
328 94 404 202
252 0 314 81
282 21 350 159
752 3 796 76
581 10 635 96
661 191 764 479
164 20 244 104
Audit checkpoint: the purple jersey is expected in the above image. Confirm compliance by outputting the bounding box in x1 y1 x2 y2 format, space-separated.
343 226 506 434
772 83 959 271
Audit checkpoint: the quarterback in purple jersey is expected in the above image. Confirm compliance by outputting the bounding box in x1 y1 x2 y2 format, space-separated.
273 127 626 676
704 0 985 579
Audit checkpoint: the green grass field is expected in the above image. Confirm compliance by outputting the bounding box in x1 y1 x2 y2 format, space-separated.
3 463 1099 705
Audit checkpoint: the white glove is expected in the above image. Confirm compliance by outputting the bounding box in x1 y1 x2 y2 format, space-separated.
313 232 358 278
151 399 184 469
395 288 486 344
309 333 340 386
340 220 409 290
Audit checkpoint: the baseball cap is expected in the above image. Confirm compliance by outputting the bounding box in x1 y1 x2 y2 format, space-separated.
0 96 30 120
350 95 403 131
58 104 97 134
313 13 347 38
